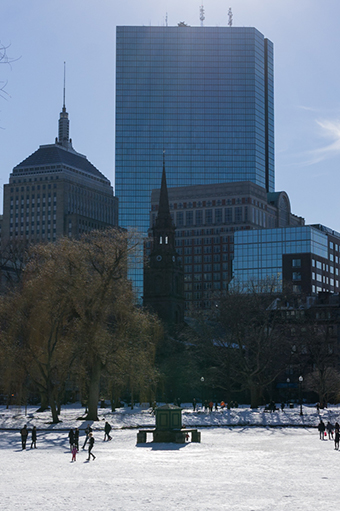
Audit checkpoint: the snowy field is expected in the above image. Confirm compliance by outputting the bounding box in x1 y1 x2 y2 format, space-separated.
1 404 340 510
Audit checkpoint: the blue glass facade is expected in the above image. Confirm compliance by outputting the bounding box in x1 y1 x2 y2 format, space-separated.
233 227 328 291
115 26 274 293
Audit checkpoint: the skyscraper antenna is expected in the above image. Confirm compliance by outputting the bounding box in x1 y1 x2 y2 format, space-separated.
63 61 66 108
165 12 168 27
200 5 205 27
228 7 233 27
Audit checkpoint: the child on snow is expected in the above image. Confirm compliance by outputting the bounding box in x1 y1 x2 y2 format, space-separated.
71 444 77 462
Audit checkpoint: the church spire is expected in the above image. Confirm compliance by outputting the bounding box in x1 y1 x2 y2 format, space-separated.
57 62 73 150
155 151 173 231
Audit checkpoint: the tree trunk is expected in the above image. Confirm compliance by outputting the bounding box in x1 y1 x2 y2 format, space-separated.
85 357 102 420
49 390 60 423
250 384 261 409
36 392 49 413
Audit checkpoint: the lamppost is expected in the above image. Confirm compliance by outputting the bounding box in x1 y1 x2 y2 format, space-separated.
299 376 303 416
201 377 205 410
286 378 290 404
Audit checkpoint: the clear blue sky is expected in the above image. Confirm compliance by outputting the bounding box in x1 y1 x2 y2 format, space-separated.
1 0 340 230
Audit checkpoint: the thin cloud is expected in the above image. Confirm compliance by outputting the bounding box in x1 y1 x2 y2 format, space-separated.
297 105 316 112
298 118 340 166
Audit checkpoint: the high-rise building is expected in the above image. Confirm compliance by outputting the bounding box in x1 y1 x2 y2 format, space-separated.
1 98 118 248
115 25 274 294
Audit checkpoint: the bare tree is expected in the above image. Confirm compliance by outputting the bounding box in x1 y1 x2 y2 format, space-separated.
191 285 293 408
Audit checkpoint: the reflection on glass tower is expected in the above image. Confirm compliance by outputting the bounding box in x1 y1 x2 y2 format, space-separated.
115 26 274 295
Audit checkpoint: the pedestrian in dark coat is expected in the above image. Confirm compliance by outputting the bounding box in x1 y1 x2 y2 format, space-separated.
82 425 92 449
318 420 326 440
74 428 79 451
20 425 28 450
104 421 112 441
87 433 96 461
326 421 334 440
335 429 340 450
68 429 74 451
30 426 37 449
192 398 197 412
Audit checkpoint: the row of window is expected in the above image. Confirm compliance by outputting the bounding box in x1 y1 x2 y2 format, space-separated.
183 272 229 281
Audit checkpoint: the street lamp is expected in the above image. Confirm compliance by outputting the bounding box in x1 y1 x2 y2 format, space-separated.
286 378 290 404
299 376 303 416
201 377 205 410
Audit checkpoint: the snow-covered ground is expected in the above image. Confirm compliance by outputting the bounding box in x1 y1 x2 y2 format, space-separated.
1 401 340 430
1 404 340 510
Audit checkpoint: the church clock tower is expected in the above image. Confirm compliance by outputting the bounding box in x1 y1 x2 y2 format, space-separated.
143 160 185 327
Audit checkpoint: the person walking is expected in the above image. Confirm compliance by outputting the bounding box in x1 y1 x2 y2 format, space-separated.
30 426 37 449
192 398 197 412
20 425 28 450
74 428 79 451
318 420 326 440
326 421 334 440
87 433 96 461
68 429 74 451
104 421 112 441
82 425 92 449
334 423 340 451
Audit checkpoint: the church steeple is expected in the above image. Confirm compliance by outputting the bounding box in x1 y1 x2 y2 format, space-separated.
153 152 175 250
143 154 185 327
56 62 73 151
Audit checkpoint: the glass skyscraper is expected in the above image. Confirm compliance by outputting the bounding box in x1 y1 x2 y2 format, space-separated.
115 26 274 293
233 225 340 295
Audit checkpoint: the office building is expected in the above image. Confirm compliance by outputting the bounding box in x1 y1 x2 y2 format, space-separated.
147 181 303 309
233 224 340 295
1 99 118 248
116 25 274 294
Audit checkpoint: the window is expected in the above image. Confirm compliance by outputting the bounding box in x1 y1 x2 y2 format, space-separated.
205 209 212 225
235 207 242 223
196 210 203 226
225 208 232 223
176 212 184 227
186 211 193 227
292 272 301 281
293 285 301 293
215 208 222 224
292 259 301 268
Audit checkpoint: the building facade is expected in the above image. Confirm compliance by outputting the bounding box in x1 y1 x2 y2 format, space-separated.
116 25 274 294
147 181 303 310
233 224 340 295
1 100 118 248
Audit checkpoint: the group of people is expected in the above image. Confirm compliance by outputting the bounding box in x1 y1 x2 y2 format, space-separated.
69 425 96 462
20 421 113 462
318 420 340 449
192 399 239 412
20 424 37 450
